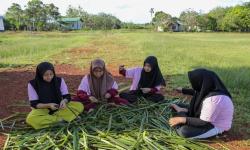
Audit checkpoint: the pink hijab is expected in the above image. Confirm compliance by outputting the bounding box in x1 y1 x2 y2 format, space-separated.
88 59 115 100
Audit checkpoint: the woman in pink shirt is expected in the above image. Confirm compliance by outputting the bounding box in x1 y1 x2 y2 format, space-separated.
169 69 234 139
26 62 83 129
119 56 166 103
73 59 129 112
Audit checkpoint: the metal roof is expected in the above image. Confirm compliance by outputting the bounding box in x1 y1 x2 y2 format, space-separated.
60 17 82 22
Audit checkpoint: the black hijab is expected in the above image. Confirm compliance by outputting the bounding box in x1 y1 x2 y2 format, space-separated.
30 62 62 104
188 68 232 117
138 56 166 89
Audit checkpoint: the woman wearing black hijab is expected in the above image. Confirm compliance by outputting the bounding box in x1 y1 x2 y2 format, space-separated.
26 62 83 129
169 69 234 139
119 56 166 103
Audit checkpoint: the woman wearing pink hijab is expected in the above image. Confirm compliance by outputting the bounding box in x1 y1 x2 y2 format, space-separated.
73 58 129 112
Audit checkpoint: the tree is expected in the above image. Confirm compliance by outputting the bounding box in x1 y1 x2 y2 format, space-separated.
198 14 217 31
45 4 60 21
66 5 92 29
5 3 24 30
66 5 84 17
66 5 121 30
208 7 230 31
179 9 199 31
222 6 250 32
25 0 46 31
44 3 60 30
149 8 154 18
3 17 12 30
94 13 121 30
243 2 250 8
122 22 145 29
152 11 172 31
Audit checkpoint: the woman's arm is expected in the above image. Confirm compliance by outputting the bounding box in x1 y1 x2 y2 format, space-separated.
186 117 212 127
182 88 195 95
60 78 71 101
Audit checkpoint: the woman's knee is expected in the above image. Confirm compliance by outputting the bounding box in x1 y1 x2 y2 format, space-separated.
119 92 137 103
26 115 33 125
176 126 194 138
26 114 40 129
68 101 84 113
148 94 164 102
119 92 128 99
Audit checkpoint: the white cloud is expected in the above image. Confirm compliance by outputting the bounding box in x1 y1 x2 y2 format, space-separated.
0 0 248 23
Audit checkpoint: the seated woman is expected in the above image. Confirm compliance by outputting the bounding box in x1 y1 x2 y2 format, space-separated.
119 56 166 103
73 58 128 112
169 68 234 139
26 62 83 130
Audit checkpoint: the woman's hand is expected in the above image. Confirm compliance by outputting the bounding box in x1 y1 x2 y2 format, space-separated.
169 117 186 127
119 65 125 71
105 93 111 99
109 102 118 107
89 96 99 103
170 104 188 113
140 88 151 94
175 87 183 93
48 103 59 110
60 99 68 109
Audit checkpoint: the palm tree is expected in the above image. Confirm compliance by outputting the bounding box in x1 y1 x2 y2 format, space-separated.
149 8 154 18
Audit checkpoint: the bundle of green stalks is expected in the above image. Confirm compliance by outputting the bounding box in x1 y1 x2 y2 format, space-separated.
4 98 214 150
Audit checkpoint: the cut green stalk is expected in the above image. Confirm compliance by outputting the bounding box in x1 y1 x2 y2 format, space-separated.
107 114 112 133
73 127 80 150
4 99 213 150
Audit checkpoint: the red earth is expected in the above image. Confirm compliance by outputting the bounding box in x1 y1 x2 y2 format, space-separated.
0 64 249 149
0 133 6 150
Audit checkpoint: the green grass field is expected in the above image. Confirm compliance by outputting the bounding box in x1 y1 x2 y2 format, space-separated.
1 30 250 148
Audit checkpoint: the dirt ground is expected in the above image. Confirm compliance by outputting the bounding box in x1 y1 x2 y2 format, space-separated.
0 65 249 149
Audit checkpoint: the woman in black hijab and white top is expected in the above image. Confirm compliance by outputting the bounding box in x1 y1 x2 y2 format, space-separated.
26 62 83 129
119 56 166 103
169 69 234 139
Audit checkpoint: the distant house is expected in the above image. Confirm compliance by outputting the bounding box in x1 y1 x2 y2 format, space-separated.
157 21 184 32
171 21 184 32
0 16 4 31
59 17 83 30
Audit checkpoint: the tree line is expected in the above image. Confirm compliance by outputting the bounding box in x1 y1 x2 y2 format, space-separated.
3 0 250 32
152 2 250 32
3 0 122 31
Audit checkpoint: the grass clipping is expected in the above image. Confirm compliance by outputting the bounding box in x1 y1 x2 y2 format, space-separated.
4 98 213 150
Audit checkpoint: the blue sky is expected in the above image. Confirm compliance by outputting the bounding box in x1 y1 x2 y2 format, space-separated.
0 0 249 23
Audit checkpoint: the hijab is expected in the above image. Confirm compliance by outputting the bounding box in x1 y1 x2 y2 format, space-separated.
188 68 232 117
29 62 62 104
138 56 166 89
87 59 115 100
